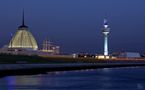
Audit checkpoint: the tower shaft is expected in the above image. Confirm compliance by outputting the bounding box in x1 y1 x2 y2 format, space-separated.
104 34 108 55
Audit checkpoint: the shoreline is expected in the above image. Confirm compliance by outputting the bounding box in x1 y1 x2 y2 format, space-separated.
1 54 145 78
1 63 145 78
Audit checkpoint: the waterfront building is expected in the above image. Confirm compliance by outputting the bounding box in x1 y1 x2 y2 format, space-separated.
8 12 38 50
0 47 37 55
102 18 110 56
0 12 62 56
40 39 60 54
112 52 141 58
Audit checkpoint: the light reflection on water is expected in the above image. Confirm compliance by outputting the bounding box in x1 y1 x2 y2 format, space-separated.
0 67 145 90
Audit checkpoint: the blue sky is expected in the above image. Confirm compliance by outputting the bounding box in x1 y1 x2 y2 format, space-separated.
0 0 145 54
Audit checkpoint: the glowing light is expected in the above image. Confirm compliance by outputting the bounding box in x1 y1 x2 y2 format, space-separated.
8 28 38 50
104 25 108 28
84 55 87 58
96 55 110 59
73 54 77 58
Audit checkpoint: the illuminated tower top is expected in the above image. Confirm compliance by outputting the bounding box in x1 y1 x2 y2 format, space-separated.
102 18 110 34
104 18 108 28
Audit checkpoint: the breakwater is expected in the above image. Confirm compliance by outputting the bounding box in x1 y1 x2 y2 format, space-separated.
1 61 145 78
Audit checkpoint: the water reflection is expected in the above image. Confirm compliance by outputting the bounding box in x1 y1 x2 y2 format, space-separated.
0 67 145 90
4 75 42 90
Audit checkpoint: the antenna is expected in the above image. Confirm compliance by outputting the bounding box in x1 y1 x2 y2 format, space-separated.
22 9 25 26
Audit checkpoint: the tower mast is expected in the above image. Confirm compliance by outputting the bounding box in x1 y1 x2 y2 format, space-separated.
22 10 25 26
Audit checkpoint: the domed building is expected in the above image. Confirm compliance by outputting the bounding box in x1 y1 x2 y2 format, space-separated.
8 12 38 50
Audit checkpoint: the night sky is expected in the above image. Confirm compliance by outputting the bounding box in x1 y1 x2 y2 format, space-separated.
0 0 145 54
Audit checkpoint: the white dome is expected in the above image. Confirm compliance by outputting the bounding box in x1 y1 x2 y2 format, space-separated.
8 26 38 50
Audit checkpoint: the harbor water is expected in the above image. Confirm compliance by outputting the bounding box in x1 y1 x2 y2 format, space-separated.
0 67 145 90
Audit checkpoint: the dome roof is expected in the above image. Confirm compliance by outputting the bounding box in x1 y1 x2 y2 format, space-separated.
8 11 38 50
8 27 38 50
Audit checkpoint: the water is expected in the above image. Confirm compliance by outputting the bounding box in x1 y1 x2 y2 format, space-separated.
0 67 145 90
